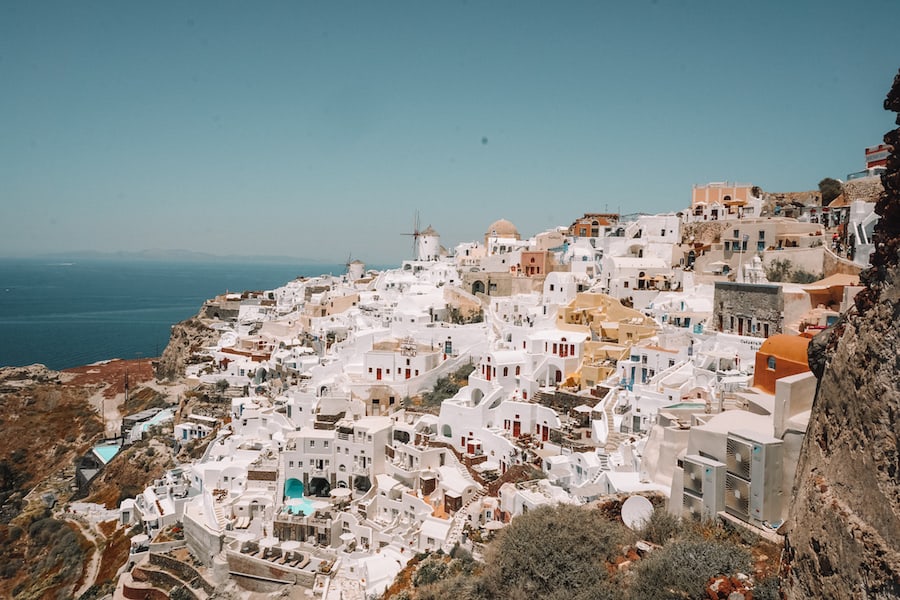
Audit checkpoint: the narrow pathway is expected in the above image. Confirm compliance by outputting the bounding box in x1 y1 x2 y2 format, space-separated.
65 513 104 598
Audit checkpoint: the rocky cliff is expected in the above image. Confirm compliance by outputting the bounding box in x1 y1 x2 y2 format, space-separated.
155 315 220 381
784 69 900 599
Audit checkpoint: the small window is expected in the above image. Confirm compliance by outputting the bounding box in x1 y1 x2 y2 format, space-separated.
767 356 776 370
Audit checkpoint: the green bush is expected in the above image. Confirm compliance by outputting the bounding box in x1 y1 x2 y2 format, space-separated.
628 538 751 600
636 508 685 545
482 504 630 598
413 555 449 587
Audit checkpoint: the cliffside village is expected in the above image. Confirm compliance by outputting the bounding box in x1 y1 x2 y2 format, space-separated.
106 164 883 598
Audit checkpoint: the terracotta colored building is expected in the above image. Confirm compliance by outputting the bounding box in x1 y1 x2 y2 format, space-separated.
519 250 550 276
568 213 618 238
753 334 811 395
690 182 755 220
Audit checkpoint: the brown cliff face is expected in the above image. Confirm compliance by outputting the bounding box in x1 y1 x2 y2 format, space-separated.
155 315 219 381
784 69 900 599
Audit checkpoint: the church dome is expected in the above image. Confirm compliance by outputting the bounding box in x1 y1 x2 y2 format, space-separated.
486 219 519 239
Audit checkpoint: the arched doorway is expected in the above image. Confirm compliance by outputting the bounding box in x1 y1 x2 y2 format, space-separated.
353 475 371 493
284 478 304 500
472 280 485 295
308 477 331 497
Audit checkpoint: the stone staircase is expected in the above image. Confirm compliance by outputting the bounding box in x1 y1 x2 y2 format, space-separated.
443 488 486 552
212 500 231 530
604 402 629 451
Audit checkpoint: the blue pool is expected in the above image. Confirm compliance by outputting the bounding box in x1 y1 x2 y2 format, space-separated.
93 443 121 464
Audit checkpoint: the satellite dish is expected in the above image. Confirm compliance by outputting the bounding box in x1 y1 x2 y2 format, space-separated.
621 495 654 530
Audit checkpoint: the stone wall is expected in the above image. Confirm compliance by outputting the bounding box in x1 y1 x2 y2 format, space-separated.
150 552 216 595
183 510 223 567
713 282 783 336
224 549 317 590
822 247 863 277
132 566 199 600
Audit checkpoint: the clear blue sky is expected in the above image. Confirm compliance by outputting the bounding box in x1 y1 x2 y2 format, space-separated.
2 0 897 264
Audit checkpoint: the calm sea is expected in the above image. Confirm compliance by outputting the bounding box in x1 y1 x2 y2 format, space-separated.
0 259 346 370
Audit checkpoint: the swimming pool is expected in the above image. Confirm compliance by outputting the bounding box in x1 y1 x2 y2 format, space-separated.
93 443 121 464
285 497 318 516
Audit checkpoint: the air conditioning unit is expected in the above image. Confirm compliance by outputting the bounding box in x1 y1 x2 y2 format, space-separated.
682 460 704 495
727 430 784 525
725 436 753 479
683 491 704 519
681 454 726 520
725 472 750 519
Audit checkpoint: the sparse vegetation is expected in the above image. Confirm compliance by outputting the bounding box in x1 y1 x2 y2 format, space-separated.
385 505 782 600
418 363 476 410
447 307 484 324
636 506 686 545
765 258 821 284
628 538 751 600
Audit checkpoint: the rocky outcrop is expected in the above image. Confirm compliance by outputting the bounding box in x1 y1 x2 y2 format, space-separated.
842 176 884 205
155 315 219 381
784 69 900 599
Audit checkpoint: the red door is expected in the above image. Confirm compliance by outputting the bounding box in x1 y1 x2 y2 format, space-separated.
513 421 521 437
376 368 382 380
405 369 411 379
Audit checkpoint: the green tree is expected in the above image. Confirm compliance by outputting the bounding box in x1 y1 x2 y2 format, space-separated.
818 177 843 205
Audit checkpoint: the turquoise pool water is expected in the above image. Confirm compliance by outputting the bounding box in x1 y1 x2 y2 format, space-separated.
93 444 121 464
285 498 317 516
662 402 706 410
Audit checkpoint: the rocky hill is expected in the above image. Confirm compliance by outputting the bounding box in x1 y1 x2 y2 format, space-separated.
155 315 219 381
0 359 174 599
784 68 900 599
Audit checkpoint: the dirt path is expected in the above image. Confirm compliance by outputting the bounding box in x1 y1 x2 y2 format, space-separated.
67 514 103 598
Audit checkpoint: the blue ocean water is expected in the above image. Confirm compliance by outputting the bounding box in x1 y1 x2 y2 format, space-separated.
0 259 345 370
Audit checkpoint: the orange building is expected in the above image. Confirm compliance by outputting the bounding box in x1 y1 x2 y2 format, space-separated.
519 251 550 276
752 334 811 395
568 213 618 238
691 182 755 218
